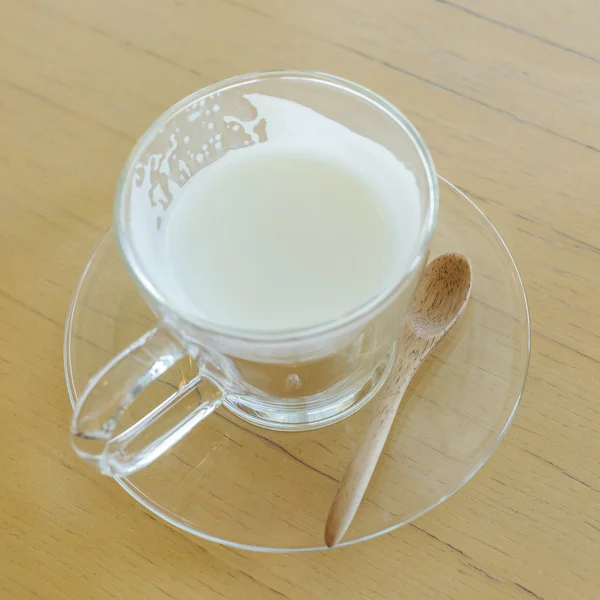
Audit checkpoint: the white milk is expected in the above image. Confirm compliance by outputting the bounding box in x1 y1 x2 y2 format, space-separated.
161 94 422 333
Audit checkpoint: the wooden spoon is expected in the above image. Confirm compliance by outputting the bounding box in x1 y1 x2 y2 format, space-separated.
325 252 472 547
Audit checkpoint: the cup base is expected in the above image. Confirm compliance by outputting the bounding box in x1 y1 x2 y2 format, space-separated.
221 347 396 431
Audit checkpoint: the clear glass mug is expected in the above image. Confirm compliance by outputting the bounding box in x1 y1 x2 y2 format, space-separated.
71 71 438 478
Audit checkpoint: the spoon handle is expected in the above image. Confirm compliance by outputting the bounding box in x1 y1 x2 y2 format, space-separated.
324 361 415 547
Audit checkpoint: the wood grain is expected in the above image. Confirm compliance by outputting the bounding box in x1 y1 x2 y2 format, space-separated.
1 0 599 598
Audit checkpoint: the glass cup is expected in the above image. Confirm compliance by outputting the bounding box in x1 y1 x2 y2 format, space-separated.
71 71 438 478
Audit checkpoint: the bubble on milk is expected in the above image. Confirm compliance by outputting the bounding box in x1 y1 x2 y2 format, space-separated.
285 374 302 392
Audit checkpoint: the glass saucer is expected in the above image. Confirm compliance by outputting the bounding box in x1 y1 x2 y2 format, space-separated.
65 178 530 552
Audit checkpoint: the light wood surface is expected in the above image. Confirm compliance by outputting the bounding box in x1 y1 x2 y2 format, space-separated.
1 0 599 598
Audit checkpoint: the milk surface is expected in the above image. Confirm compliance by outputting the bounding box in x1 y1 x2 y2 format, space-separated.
161 94 421 332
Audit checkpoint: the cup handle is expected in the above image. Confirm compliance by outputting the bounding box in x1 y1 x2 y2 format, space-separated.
71 327 222 477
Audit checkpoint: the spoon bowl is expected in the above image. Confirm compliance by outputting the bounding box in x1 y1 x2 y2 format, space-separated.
408 253 472 338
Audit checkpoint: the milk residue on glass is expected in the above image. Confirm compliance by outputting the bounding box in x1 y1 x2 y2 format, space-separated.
134 94 422 333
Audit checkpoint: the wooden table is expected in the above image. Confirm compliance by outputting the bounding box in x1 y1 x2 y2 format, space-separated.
2 0 599 598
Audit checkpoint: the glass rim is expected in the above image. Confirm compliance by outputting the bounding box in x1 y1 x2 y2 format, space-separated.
114 69 439 343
